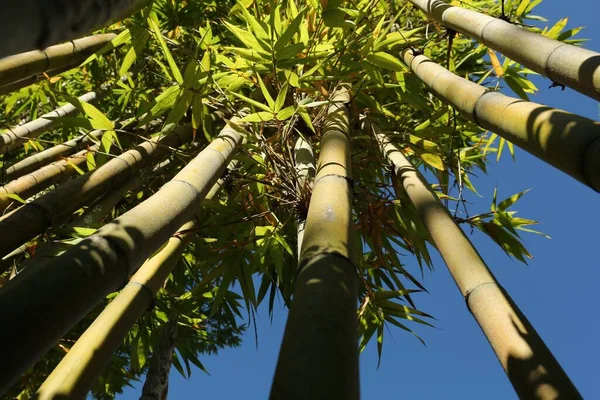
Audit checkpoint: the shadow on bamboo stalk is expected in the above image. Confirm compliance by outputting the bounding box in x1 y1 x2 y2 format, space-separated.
407 0 600 101
0 122 244 395
371 121 581 399
402 49 600 193
0 125 194 265
0 0 151 59
0 34 116 91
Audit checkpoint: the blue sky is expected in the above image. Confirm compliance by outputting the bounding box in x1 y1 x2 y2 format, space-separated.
121 1 600 398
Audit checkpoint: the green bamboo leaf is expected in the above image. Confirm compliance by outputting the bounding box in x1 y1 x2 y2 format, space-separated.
276 106 295 121
148 12 183 84
366 52 406 71
240 111 275 122
81 103 113 130
229 91 272 112
275 9 306 52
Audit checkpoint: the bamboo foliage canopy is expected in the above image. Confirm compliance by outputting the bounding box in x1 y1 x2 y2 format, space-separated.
0 0 596 398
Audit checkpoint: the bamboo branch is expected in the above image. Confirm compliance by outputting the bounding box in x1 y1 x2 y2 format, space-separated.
370 120 581 399
402 49 600 192
407 0 600 101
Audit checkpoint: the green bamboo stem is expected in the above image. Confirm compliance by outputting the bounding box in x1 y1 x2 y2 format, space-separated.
0 143 100 213
293 136 315 259
2 129 103 183
34 159 236 399
0 91 97 154
402 49 600 192
407 0 600 101
271 85 359 400
0 125 194 262
0 121 243 395
0 34 116 88
0 0 151 59
370 122 581 399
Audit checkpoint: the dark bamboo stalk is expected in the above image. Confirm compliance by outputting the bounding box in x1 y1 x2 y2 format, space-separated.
0 0 151 59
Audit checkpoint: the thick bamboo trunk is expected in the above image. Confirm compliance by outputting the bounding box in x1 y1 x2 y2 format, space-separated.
1 129 103 183
0 0 150 59
407 0 600 101
0 143 100 213
139 318 178 400
0 125 194 261
293 136 315 258
0 34 116 89
270 85 359 400
0 122 243 395
402 49 600 192
34 159 236 399
371 122 581 399
0 91 97 154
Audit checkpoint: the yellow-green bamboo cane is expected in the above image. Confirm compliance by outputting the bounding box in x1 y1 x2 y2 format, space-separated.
402 49 600 192
0 125 193 260
0 121 244 394
0 0 151 59
0 91 97 154
0 143 100 213
0 34 116 89
1 129 103 183
370 121 581 399
34 159 237 400
293 136 315 258
407 0 600 101
271 85 358 400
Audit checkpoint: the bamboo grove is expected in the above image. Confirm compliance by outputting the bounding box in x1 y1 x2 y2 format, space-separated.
0 0 597 398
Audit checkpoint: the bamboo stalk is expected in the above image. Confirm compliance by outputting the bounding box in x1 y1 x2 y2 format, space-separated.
0 125 194 262
1 129 103 183
370 121 581 399
0 0 151 59
0 142 99 213
407 0 600 101
293 136 315 258
139 318 178 400
0 91 97 154
270 85 358 400
0 34 116 88
34 159 236 399
402 49 600 192
0 121 243 395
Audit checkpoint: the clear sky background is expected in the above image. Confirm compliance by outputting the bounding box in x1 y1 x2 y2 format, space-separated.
121 1 600 398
